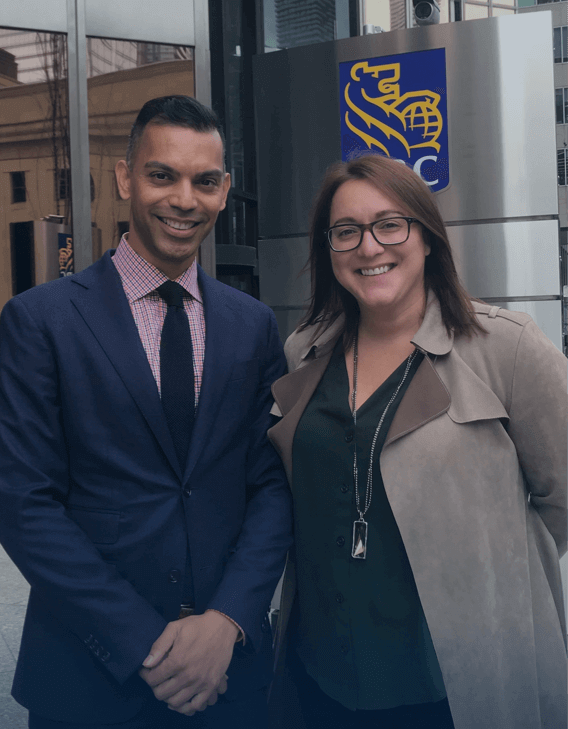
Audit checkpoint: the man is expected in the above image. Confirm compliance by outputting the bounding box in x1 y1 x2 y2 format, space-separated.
0 95 292 728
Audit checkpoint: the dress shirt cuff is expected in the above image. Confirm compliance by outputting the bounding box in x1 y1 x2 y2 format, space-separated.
205 609 245 644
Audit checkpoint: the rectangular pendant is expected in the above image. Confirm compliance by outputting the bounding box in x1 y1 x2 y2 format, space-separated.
351 519 368 560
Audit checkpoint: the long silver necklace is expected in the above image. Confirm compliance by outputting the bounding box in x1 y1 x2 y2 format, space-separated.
351 333 417 560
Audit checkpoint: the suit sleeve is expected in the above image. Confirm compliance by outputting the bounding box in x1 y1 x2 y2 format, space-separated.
507 319 567 557
0 296 167 684
206 309 293 651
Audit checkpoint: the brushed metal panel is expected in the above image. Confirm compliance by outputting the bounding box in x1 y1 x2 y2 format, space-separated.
485 299 562 352
85 0 195 45
273 308 306 343
446 220 560 299
258 237 311 308
254 13 557 238
2 1 67 32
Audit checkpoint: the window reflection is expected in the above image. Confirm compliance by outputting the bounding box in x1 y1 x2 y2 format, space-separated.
264 0 350 51
0 28 72 305
86 37 194 255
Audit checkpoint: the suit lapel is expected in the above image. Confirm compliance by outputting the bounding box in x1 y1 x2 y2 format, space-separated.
70 252 182 480
181 269 238 484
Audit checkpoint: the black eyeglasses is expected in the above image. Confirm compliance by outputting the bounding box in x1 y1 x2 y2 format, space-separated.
326 217 419 252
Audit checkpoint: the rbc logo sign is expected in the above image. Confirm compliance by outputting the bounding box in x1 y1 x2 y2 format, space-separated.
339 48 449 192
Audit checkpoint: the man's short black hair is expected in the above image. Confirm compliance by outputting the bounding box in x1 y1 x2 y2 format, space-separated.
126 95 226 169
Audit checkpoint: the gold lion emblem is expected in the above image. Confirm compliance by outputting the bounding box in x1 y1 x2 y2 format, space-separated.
344 61 443 158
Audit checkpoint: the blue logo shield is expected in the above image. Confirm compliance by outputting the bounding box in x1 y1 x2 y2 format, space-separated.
340 48 449 192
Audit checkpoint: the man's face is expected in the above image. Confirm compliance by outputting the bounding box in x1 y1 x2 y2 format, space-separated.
115 123 230 278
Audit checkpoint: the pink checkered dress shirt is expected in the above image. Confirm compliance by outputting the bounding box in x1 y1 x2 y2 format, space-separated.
112 236 245 641
112 236 205 404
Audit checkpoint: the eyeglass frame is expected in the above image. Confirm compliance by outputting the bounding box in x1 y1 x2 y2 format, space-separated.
325 217 419 252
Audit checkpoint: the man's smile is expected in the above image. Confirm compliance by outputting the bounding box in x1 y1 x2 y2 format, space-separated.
155 215 201 234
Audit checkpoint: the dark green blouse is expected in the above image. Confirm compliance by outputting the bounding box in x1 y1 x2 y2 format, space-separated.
291 340 446 711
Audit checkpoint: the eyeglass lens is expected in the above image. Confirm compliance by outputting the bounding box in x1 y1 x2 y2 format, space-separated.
329 218 410 250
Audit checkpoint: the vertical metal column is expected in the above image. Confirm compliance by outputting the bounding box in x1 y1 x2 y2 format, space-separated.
67 0 92 273
194 0 216 278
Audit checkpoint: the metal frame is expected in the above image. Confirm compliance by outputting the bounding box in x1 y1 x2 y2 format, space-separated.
194 0 216 276
350 0 364 35
67 0 93 273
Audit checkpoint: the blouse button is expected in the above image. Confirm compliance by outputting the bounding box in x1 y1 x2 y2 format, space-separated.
344 433 353 443
340 484 349 494
336 592 344 604
336 536 345 547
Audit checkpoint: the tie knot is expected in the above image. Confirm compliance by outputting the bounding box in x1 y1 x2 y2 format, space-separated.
158 280 187 308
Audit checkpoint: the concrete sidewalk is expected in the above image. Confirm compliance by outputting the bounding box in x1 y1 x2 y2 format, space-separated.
0 546 29 727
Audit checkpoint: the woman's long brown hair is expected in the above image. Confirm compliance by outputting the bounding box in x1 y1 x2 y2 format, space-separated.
299 154 486 347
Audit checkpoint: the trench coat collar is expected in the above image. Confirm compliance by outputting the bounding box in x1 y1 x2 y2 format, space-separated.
269 292 453 482
294 291 454 366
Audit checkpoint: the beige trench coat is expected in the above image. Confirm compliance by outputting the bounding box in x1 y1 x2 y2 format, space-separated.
267 295 567 729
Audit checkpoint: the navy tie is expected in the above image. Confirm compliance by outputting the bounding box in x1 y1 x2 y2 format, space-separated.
158 281 195 471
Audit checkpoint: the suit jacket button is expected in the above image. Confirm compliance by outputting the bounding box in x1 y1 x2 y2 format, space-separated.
169 569 181 583
183 488 191 497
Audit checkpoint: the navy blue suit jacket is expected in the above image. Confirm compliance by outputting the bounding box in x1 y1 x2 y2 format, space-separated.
0 251 292 723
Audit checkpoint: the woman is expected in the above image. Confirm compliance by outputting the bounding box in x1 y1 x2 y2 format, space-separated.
268 155 567 729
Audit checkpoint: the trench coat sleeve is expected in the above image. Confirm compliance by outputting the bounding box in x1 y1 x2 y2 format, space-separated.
506 319 567 557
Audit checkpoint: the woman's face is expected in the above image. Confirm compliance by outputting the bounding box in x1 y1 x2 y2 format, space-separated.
329 178 430 321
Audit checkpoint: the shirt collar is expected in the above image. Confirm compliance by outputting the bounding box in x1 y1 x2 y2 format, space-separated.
112 234 202 304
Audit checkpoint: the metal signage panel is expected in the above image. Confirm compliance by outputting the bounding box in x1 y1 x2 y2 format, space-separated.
339 48 449 192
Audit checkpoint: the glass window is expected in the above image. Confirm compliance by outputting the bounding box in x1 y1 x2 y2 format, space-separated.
264 0 351 51
363 0 392 31
492 6 515 13
554 27 561 62
558 150 567 186
557 89 564 123
86 37 194 253
0 28 73 303
517 0 535 6
554 27 568 63
10 171 26 203
464 3 490 19
57 169 71 200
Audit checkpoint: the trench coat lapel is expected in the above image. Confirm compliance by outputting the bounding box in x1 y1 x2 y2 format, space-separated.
385 356 451 446
269 354 333 483
269 292 456 477
69 252 182 480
